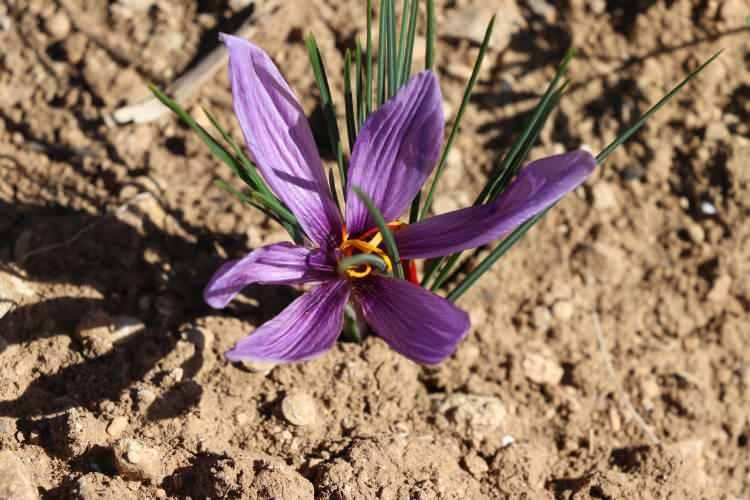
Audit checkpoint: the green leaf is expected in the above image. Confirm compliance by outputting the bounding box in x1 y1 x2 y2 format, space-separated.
596 50 722 165
446 210 547 302
419 15 495 220
479 48 575 204
399 0 419 86
366 0 374 116
377 1 388 106
356 40 364 129
426 0 435 70
386 0 398 99
337 253 389 274
344 49 357 153
351 186 404 279
306 34 348 195
396 0 410 84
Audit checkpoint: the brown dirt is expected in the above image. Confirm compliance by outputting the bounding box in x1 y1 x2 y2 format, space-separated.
1 0 749 498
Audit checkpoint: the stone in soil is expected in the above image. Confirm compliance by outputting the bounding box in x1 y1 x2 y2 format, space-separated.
280 392 318 426
113 439 163 483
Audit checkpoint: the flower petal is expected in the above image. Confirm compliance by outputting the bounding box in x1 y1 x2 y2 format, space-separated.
226 279 350 363
345 71 444 235
354 275 469 365
222 34 342 248
204 242 336 309
395 150 596 259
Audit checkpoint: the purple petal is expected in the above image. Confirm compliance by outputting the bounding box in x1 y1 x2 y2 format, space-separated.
221 34 342 248
354 276 469 365
395 150 596 259
204 242 336 309
345 71 444 235
226 279 350 363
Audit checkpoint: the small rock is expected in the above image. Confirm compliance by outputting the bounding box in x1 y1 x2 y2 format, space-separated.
45 11 72 39
705 122 729 142
640 377 661 400
592 182 618 209
114 0 155 13
50 407 107 457
552 300 575 321
281 392 318 426
106 416 128 438
527 0 555 21
523 353 564 385
240 360 277 375
531 305 552 330
0 270 34 320
134 387 156 411
435 394 507 437
0 450 39 500
113 439 162 483
442 3 525 51
685 222 705 244
699 201 717 215
609 406 622 432
75 310 142 358
462 453 489 478
707 275 732 303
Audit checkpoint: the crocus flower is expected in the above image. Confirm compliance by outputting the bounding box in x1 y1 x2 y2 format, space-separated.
204 34 596 365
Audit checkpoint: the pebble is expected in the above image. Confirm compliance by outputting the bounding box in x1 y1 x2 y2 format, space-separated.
522 353 564 385
0 270 34 320
699 201 717 215
106 416 128 437
685 222 705 244
705 122 729 142
707 275 732 303
135 387 156 410
552 300 574 322
45 11 72 39
113 439 162 483
75 310 143 358
0 450 39 500
51 407 107 458
435 394 507 437
241 360 277 375
531 306 552 330
462 453 489 478
229 0 254 10
281 392 318 426
592 182 618 210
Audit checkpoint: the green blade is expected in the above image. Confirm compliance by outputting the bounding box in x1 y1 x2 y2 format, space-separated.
399 0 419 85
419 15 495 220
344 49 357 153
596 50 722 165
479 48 575 204
338 253 389 274
396 0 410 86
306 34 348 196
386 0 398 99
366 0 374 116
446 210 546 302
351 186 404 279
355 40 364 129
377 1 388 106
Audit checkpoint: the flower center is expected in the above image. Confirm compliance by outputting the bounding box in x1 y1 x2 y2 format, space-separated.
338 222 405 279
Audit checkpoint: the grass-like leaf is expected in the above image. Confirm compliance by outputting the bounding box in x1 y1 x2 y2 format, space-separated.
596 50 722 165
356 40 364 128
351 186 404 279
386 0 398 99
366 0 374 116
337 253 389 274
377 1 388 106
306 34 348 195
479 48 575 204
419 15 495 220
399 0 419 86
446 210 547 302
344 49 357 153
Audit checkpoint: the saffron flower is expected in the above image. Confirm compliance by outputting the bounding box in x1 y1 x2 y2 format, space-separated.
204 35 596 365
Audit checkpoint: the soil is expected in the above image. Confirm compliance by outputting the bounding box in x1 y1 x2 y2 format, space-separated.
1 0 749 498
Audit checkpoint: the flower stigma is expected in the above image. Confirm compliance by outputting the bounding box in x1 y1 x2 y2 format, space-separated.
338 222 407 279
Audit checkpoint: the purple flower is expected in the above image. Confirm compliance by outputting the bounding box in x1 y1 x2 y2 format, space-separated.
204 34 596 365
